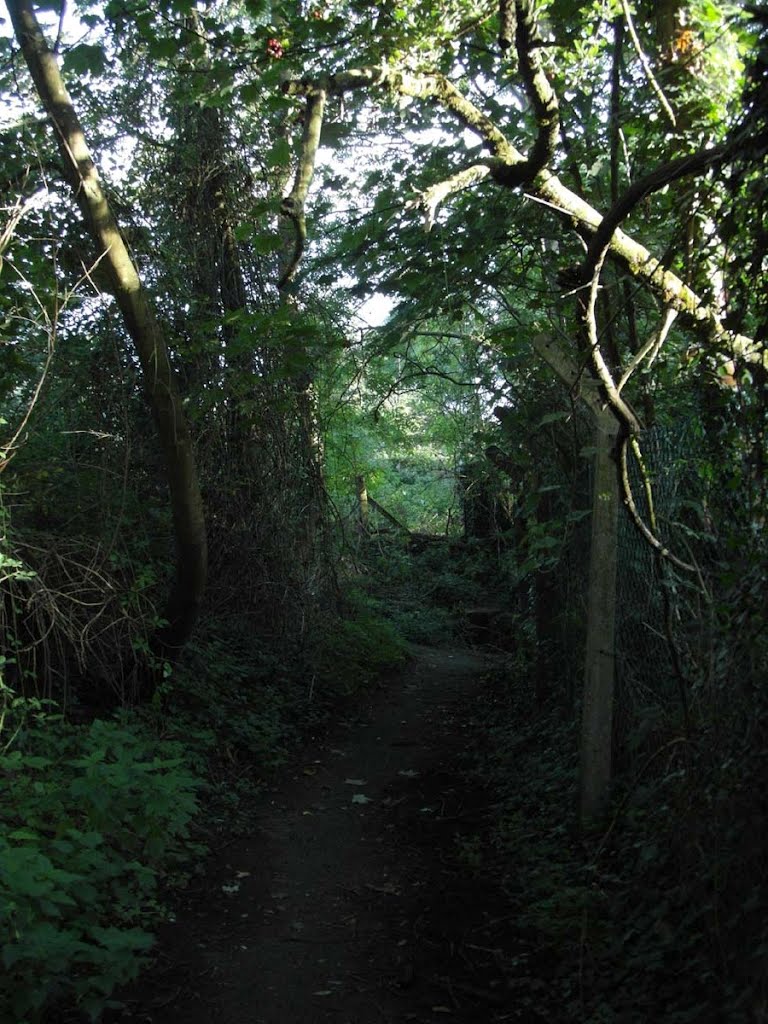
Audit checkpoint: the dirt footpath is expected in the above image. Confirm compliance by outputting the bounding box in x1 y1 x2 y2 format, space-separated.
112 645 506 1024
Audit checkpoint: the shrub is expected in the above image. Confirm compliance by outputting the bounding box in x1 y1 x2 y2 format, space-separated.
0 684 201 1022
313 587 409 693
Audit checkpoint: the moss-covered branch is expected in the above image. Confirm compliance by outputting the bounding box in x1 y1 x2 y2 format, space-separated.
406 163 493 231
513 0 559 177
285 67 521 165
279 87 327 290
284 63 759 365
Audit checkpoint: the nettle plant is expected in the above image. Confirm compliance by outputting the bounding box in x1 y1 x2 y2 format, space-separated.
0 686 202 1022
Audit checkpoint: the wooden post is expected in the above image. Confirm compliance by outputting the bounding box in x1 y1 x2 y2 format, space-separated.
532 335 620 823
579 408 620 821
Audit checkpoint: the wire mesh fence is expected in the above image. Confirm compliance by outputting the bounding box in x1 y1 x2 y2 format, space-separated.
613 421 706 753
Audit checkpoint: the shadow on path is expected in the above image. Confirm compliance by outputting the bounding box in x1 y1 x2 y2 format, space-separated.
111 645 509 1024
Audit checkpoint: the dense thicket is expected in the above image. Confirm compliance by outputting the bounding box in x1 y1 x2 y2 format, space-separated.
1 0 766 1019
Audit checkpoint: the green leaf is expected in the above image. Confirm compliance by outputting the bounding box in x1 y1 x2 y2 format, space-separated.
249 233 283 255
536 411 569 427
62 44 107 78
148 36 182 60
240 81 263 106
8 829 40 841
265 137 291 168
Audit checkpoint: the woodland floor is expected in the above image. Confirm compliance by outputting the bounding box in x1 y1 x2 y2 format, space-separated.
102 644 528 1024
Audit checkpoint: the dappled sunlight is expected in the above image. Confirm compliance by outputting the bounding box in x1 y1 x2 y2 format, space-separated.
2 0 766 1019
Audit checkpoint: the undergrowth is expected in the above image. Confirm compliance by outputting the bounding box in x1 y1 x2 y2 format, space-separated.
468 646 768 1023
312 585 409 689
0 682 201 1023
0 567 412 1022
350 533 500 645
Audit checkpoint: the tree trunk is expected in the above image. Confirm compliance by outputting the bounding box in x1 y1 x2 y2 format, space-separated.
579 409 620 822
355 474 369 531
277 90 329 565
8 0 207 655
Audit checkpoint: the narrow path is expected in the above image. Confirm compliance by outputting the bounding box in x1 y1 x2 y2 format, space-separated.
111 645 499 1024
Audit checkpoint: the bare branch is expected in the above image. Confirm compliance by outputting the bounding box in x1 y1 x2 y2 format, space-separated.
620 0 677 127
0 340 55 473
0 187 48 264
53 0 66 54
619 436 697 573
584 145 728 273
618 306 678 392
584 249 643 434
405 163 493 231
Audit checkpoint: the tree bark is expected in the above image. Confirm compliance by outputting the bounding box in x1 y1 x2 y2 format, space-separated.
355 474 369 531
278 88 329 562
8 0 207 655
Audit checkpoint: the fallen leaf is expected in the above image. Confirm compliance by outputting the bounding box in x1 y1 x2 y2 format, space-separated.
365 882 400 895
382 795 407 808
352 793 372 804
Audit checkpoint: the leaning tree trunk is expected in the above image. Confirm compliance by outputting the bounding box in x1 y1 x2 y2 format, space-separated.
278 87 329 560
8 0 207 656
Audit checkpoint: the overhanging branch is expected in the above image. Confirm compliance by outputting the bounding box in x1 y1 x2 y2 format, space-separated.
284 65 522 165
284 62 758 364
584 145 728 273
537 168 760 366
405 163 493 231
514 0 559 177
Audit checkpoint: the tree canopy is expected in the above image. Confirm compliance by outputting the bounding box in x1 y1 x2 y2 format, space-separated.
1 0 767 1019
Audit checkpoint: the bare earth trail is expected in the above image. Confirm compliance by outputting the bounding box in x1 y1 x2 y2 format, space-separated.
113 645 512 1024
